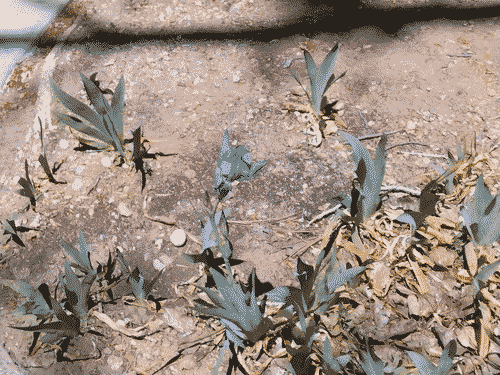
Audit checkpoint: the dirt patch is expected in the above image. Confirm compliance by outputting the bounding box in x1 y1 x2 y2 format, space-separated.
1 3 500 375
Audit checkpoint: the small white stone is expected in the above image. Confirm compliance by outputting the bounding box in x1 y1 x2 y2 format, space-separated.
155 238 163 249
153 258 166 271
59 139 70 150
30 214 41 228
75 165 85 174
117 202 132 217
72 178 84 191
232 72 241 83
101 156 112 168
20 71 31 83
170 229 186 246
407 120 417 130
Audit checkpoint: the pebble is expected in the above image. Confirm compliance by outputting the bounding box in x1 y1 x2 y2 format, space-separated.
117 202 132 217
170 229 186 246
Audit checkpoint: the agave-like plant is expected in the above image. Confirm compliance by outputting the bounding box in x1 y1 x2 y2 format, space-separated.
334 131 388 252
339 131 388 226
115 247 164 306
7 283 83 356
50 72 128 160
213 129 268 203
289 43 347 120
51 72 170 191
460 174 500 247
395 177 443 245
428 136 474 195
192 265 274 375
266 244 369 318
0 280 55 321
196 129 267 268
2 262 94 356
357 337 406 375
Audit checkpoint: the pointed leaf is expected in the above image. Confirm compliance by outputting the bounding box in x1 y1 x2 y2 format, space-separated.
437 339 457 375
212 338 230 375
129 267 147 301
50 77 107 135
200 208 232 251
2 219 17 236
110 76 126 141
471 259 500 296
62 260 89 318
326 265 366 294
79 72 110 116
0 279 38 301
302 49 319 107
289 67 312 104
407 351 437 375
52 112 112 145
59 230 95 276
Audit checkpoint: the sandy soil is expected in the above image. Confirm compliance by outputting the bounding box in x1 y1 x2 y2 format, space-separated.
0 1 500 374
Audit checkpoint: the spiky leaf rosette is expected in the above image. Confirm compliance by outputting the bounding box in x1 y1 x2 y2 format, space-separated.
289 43 347 117
192 267 274 349
339 131 387 225
214 129 267 202
461 174 500 246
50 72 128 161
266 245 368 317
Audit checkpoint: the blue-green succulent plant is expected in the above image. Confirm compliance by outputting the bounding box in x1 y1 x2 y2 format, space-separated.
289 43 346 119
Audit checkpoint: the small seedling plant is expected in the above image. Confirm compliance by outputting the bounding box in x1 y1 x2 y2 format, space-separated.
0 228 164 360
50 72 172 191
285 42 347 146
328 131 389 257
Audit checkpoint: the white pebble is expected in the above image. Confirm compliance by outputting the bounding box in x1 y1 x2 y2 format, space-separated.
72 178 83 191
170 229 186 246
59 139 70 150
117 202 132 217
101 156 112 167
153 259 166 271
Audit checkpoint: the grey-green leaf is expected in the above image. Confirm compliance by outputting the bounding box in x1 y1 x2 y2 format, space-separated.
50 77 107 134
52 112 113 145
